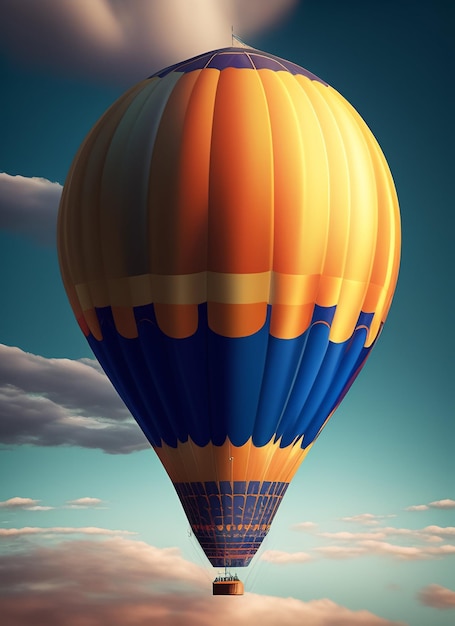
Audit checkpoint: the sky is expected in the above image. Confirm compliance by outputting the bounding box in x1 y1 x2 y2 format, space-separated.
0 0 454 624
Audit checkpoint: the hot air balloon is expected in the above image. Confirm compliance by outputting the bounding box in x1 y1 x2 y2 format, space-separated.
58 46 400 595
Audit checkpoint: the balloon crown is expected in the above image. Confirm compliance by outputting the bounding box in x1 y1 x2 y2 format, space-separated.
152 46 327 84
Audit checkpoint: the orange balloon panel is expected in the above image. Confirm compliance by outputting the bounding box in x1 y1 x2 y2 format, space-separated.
59 50 400 347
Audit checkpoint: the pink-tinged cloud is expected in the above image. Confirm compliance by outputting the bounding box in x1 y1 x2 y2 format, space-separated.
0 497 40 509
405 504 429 511
0 526 136 538
315 546 367 560
0 497 53 512
0 0 298 84
66 497 105 509
0 537 405 625
292 521 318 532
405 498 455 511
0 496 107 511
314 540 455 561
341 513 395 526
0 173 61 245
308 523 455 561
318 525 455 544
318 531 387 541
356 540 455 560
421 525 455 538
260 550 313 564
0 344 147 454
429 499 455 509
417 584 455 609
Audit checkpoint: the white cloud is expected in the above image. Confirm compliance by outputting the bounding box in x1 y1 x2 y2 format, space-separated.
0 0 298 84
418 584 455 609
0 497 53 511
0 536 405 625
0 344 147 454
0 173 62 245
260 550 313 564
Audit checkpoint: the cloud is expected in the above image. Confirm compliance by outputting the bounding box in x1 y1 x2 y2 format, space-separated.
292 521 318 532
318 526 455 544
271 518 455 565
316 521 455 561
0 526 135 538
0 173 62 245
261 550 313 564
315 546 367 560
0 0 298 84
0 536 405 626
0 496 107 512
0 497 53 511
429 499 455 510
0 344 148 454
417 584 455 609
65 497 106 509
421 525 455 539
355 540 455 561
405 499 455 512
405 505 429 511
340 513 395 526
318 531 387 541
315 541 455 561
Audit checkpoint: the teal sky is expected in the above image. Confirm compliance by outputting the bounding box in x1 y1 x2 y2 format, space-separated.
0 2 453 625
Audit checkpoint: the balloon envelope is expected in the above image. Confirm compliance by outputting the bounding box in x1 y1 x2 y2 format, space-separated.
58 47 400 567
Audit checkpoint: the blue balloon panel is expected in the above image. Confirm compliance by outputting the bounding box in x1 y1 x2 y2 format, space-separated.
87 303 374 450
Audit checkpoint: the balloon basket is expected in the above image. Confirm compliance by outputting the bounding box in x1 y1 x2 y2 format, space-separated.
212 573 244 596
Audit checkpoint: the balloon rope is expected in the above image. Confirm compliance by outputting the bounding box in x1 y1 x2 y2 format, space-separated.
186 527 213 583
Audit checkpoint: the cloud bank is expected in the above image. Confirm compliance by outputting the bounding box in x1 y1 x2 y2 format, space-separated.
0 173 61 245
261 550 313 564
0 526 135 538
268 513 455 564
0 535 405 626
0 0 297 84
315 540 455 561
0 344 147 454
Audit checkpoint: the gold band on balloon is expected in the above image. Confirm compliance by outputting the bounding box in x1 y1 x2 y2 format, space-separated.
73 270 392 345
153 437 313 485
